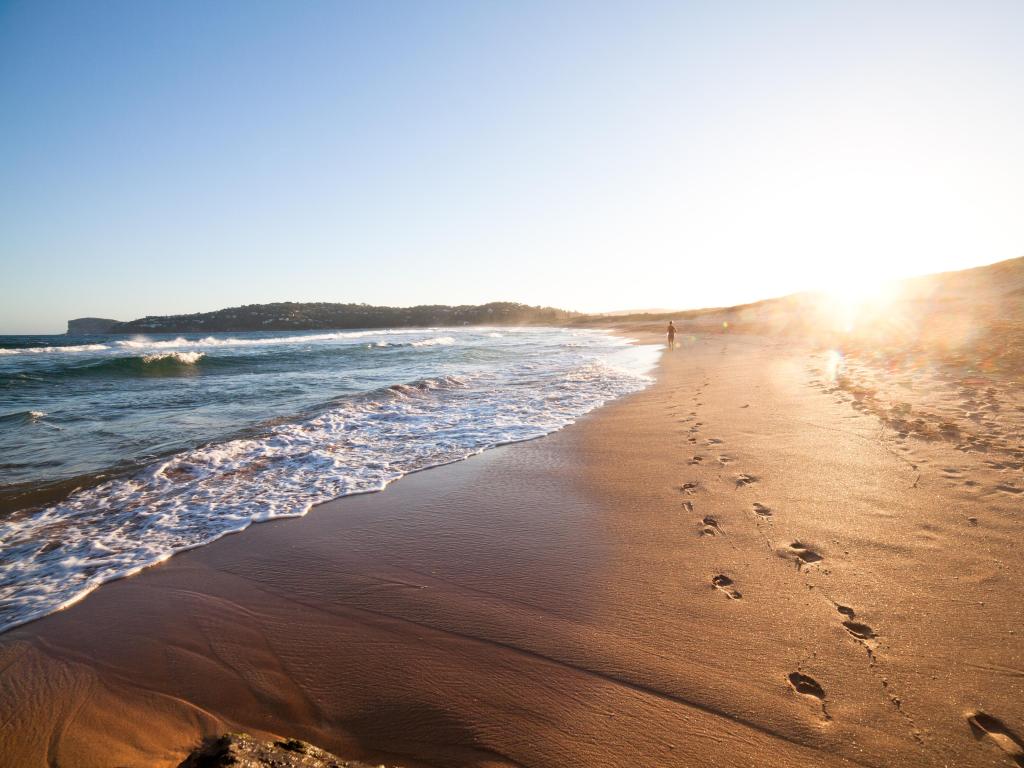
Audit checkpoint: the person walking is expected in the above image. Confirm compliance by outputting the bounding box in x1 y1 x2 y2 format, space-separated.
667 320 676 349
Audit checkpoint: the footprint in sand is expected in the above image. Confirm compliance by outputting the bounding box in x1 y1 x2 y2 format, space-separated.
842 620 876 641
967 712 1024 765
711 574 742 599
735 473 758 488
688 455 704 465
717 455 734 465
834 607 878 654
788 672 825 698
778 541 823 568
788 672 830 719
700 515 723 536
680 482 700 495
705 437 723 445
752 502 772 517
681 500 695 513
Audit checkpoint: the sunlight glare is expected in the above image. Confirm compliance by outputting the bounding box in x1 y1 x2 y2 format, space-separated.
819 273 902 334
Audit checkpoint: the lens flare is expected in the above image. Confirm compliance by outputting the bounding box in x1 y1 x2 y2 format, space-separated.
824 349 845 383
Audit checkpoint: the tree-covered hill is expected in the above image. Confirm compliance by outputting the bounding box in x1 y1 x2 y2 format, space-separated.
69 301 576 334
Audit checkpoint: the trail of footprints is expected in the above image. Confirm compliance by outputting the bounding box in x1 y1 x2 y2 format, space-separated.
677 426 903 730
669 381 987 753
811 359 1024 510
677 383 837 723
676 367 1022 760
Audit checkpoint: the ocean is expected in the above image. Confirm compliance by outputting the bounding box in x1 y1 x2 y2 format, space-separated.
0 326 658 633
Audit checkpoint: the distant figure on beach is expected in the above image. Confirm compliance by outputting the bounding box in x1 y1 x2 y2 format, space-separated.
667 321 676 349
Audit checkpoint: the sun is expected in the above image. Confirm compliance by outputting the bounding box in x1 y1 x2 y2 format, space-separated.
817 273 901 333
826 272 890 305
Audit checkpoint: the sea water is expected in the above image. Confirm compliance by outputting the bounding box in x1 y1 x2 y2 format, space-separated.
0 327 658 632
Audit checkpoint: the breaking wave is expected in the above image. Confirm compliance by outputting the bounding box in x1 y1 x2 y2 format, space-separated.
0 329 443 356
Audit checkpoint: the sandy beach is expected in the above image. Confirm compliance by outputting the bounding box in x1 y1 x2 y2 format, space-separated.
2 328 1022 767
5 2 1024 764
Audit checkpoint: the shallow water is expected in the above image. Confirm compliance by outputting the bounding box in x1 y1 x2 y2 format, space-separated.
0 326 657 633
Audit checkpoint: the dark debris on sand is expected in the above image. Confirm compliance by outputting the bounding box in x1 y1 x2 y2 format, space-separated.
178 732 396 768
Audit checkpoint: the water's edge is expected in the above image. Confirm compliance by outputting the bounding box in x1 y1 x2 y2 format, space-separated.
0 329 662 635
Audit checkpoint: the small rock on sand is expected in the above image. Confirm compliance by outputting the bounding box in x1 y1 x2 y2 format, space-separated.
178 733 394 768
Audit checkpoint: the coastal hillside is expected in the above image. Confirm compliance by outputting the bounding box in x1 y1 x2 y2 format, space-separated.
67 301 575 334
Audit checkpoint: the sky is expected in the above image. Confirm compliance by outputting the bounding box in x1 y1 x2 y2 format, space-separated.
2 1 1023 333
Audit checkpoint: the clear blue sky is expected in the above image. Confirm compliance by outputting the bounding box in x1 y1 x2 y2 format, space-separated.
2 1 1023 333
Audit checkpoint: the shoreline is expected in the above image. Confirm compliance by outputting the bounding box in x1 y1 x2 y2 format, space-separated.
2 332 1022 767
0 326 655 637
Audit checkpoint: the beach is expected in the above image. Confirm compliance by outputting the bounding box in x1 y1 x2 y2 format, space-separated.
2 331 1023 767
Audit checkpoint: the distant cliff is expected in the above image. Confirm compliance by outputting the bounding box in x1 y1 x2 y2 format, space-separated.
69 302 575 334
67 317 120 335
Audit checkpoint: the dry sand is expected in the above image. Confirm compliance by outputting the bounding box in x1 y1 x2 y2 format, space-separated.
2 330 1023 767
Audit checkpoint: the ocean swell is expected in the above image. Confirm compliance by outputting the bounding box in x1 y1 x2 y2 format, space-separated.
54 352 208 378
0 410 47 426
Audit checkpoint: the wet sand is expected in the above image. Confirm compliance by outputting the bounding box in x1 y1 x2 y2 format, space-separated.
2 332 1023 767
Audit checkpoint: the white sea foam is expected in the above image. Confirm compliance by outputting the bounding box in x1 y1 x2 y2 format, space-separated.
141 351 205 364
0 409 48 424
0 329 659 633
0 343 110 355
410 336 455 347
113 329 437 350
371 336 455 349
0 330 440 356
